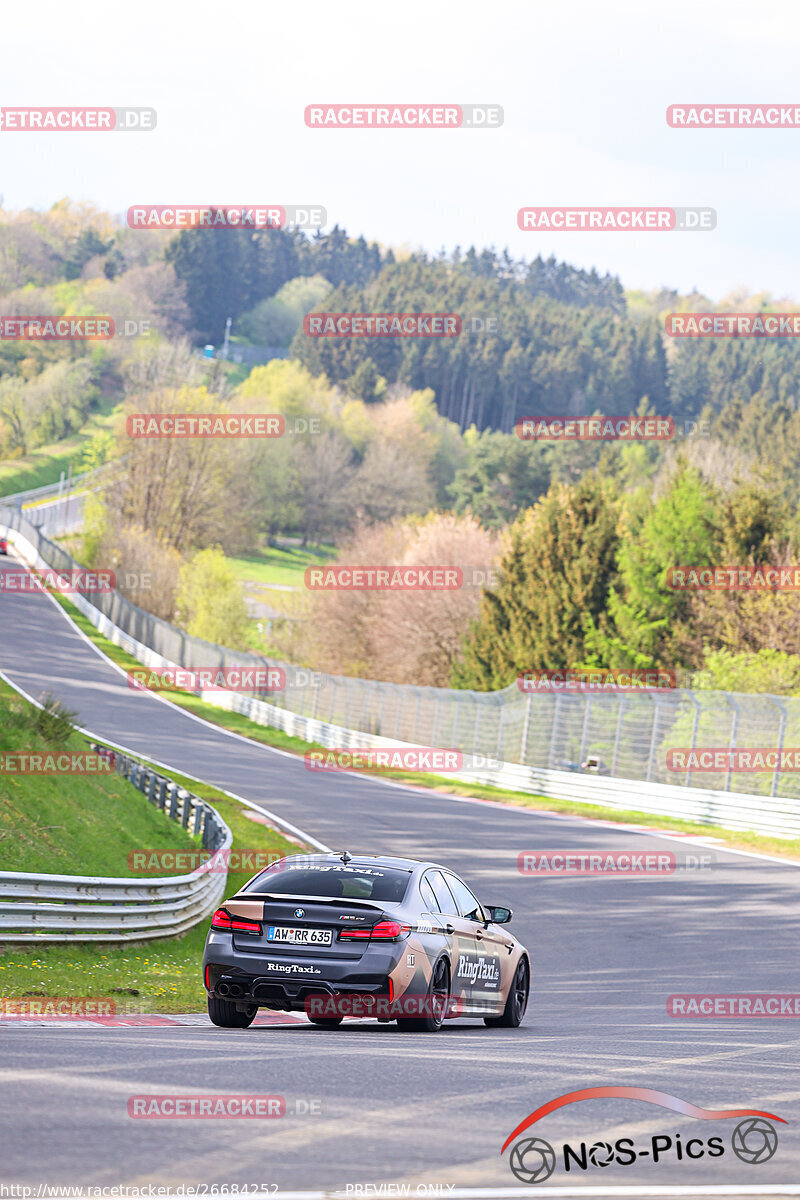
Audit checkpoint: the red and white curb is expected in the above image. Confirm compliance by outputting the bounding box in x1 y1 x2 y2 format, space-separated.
0 1011 306 1028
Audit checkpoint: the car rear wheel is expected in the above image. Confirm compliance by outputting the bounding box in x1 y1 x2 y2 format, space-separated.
485 958 529 1028
208 994 258 1028
396 958 449 1032
308 1016 343 1027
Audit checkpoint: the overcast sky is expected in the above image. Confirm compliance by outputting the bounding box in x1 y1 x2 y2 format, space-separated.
2 0 798 300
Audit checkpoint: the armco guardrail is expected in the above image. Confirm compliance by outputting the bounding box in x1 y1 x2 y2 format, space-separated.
1 463 120 536
0 461 117 509
3 507 800 837
0 748 232 943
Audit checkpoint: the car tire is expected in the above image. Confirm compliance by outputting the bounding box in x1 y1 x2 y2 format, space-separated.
484 957 529 1028
308 1016 343 1027
396 958 449 1033
207 994 258 1028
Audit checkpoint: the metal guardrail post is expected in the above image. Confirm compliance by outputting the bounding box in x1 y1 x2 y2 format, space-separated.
646 697 662 783
496 700 506 761
472 700 482 757
724 696 740 793
376 684 385 737
180 790 191 828
578 696 593 765
611 695 626 777
770 697 787 799
192 802 204 837
431 692 441 749
548 695 562 769
394 687 404 740
147 773 157 804
168 783 179 819
686 693 701 788
519 693 532 765
157 778 167 810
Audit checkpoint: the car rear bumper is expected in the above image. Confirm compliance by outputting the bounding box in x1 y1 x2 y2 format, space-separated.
204 942 403 1011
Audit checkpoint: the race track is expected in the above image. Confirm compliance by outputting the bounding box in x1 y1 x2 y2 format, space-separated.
2 553 800 1194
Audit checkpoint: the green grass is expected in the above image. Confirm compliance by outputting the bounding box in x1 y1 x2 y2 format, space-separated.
0 785 302 1011
48 590 800 865
0 678 200 877
0 680 305 1011
228 543 335 589
0 402 121 496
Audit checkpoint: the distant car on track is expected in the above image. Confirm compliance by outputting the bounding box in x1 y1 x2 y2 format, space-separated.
203 852 531 1032
0 536 8 555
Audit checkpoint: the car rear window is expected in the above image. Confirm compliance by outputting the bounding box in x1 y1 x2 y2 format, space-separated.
243 862 411 902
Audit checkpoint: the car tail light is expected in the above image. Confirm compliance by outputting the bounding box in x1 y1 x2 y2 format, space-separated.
210 909 262 935
339 920 408 942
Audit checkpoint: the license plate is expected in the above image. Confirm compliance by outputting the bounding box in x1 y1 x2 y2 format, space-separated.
267 926 332 945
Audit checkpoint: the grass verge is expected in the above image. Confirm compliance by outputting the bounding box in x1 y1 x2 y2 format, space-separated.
0 677 305 1011
0 401 121 496
227 542 335 589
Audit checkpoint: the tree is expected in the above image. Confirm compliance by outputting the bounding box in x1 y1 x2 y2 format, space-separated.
166 223 300 343
453 475 621 689
448 428 551 527
175 546 251 646
583 466 719 669
302 514 500 685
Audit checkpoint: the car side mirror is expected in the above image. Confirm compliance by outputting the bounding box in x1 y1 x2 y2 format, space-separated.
485 905 512 924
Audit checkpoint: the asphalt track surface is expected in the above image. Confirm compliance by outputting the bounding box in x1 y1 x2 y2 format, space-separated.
2 551 800 1195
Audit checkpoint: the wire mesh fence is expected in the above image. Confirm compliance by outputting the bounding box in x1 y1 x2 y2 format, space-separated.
4 502 800 801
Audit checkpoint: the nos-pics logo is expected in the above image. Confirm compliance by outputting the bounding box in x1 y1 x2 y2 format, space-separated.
501 1087 784 1184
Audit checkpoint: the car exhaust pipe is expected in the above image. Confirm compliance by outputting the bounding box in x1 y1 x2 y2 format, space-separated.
227 983 243 998
217 982 230 996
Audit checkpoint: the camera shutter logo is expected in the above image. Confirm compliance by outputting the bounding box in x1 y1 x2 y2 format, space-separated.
588 1141 615 1167
509 1137 556 1184
731 1118 779 1164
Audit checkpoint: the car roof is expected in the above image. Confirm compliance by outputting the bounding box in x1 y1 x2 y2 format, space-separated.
274 852 449 875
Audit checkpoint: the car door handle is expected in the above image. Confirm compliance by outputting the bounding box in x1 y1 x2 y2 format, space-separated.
445 924 454 935
475 932 484 941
